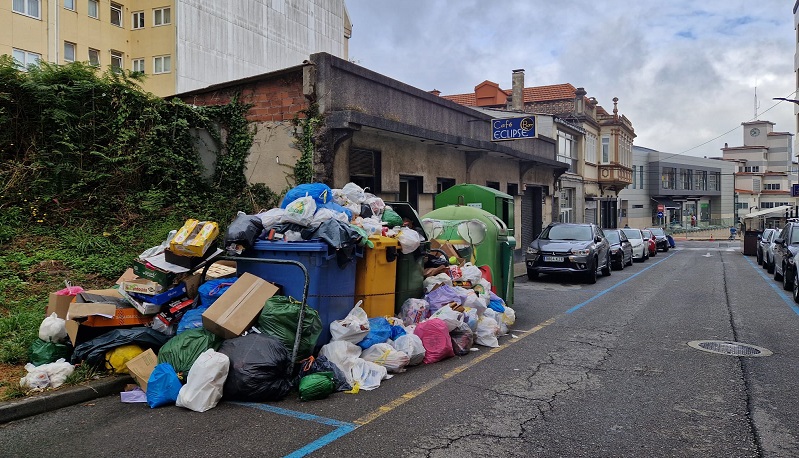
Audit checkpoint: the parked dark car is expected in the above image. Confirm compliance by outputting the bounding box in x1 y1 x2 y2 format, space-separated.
525 222 611 284
757 228 776 266
645 227 670 252
603 229 634 270
772 221 799 292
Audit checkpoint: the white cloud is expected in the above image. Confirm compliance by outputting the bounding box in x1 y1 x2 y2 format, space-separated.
346 0 796 156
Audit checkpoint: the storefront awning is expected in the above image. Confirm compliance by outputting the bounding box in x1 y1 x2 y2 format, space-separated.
743 205 792 219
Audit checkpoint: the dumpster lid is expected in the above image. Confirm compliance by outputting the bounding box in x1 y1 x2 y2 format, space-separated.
384 201 428 240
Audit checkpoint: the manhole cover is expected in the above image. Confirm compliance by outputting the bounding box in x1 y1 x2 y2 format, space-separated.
688 340 772 357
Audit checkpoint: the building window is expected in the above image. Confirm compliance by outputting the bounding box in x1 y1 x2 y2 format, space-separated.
12 48 40 70
132 58 144 73
639 165 644 189
557 131 578 172
679 168 692 190
765 183 781 190
601 135 610 163
486 181 500 190
88 48 100 66
507 183 519 196
153 55 171 73
111 3 123 26
64 42 76 62
632 165 637 188
349 148 381 193
437 178 455 194
661 167 676 190
153 7 171 26
13 0 40 18
559 188 574 223
111 51 123 72
585 133 597 164
88 0 98 18
64 0 75 11
693 170 707 191
399 175 422 210
132 11 144 29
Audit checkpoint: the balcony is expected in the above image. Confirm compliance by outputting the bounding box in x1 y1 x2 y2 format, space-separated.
598 163 633 191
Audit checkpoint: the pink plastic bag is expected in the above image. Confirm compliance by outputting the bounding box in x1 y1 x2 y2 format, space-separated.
414 318 454 364
56 285 84 296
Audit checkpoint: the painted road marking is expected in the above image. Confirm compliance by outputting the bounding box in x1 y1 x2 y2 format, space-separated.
744 256 799 316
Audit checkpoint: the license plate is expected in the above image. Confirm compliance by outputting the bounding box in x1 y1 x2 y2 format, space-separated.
544 256 564 262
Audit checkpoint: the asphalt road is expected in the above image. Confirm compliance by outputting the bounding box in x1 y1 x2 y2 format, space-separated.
3 240 799 457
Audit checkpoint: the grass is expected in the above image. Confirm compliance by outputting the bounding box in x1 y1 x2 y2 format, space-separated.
0 212 187 398
64 363 108 386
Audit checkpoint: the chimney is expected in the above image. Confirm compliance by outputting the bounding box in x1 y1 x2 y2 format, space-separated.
575 87 587 114
512 69 524 111
429 89 441 97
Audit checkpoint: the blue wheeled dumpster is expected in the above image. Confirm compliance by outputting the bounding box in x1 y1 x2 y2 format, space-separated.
236 240 361 347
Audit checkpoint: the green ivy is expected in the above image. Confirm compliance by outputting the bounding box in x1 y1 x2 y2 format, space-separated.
292 102 322 185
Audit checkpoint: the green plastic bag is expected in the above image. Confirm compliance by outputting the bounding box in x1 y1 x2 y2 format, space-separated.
381 208 403 228
298 371 335 401
29 338 72 366
157 329 223 376
257 296 322 360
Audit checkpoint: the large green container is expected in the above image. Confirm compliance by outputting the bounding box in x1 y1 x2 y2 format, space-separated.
435 184 514 237
384 202 429 313
421 205 515 306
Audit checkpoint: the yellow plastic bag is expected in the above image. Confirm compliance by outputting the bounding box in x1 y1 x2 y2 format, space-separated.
105 344 145 374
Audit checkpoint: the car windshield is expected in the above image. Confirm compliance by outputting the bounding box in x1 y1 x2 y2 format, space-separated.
649 228 665 236
604 231 620 244
642 230 652 238
622 229 642 240
791 229 799 244
542 225 593 241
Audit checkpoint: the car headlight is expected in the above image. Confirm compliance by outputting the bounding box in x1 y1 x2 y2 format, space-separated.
571 248 591 256
527 246 538 254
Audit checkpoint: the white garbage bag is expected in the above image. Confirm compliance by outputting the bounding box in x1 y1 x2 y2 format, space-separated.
176 349 230 412
20 359 74 390
281 196 316 226
361 343 410 373
474 317 500 348
430 306 465 332
391 334 425 366
330 304 370 343
319 340 362 386
396 229 422 254
39 312 68 343
350 358 390 390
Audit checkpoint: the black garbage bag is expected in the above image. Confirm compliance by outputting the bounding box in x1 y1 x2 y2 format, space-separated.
71 327 171 367
301 219 363 267
225 213 264 249
218 334 293 402
297 355 351 392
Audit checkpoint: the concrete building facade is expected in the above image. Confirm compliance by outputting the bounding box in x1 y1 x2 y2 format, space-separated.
619 146 735 229
178 53 569 257
2 0 351 96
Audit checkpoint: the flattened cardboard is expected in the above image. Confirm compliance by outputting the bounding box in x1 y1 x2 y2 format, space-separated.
115 268 139 285
65 288 150 344
118 289 162 315
202 272 278 339
125 348 158 393
46 293 76 319
121 278 163 295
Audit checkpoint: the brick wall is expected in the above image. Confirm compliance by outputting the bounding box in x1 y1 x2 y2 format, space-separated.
179 71 309 122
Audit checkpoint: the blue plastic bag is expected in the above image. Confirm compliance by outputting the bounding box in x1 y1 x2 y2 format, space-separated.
177 307 207 334
280 183 333 208
198 278 237 308
488 291 506 313
357 318 392 349
318 201 353 220
146 363 182 408
389 323 406 341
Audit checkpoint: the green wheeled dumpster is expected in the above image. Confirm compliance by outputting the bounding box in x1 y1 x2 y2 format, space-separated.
435 184 514 238
421 205 515 306
384 202 429 314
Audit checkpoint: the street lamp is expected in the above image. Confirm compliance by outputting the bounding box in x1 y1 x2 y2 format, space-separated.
774 97 799 104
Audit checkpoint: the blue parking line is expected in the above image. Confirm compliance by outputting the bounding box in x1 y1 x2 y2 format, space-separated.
566 253 675 314
232 402 358 457
744 256 799 316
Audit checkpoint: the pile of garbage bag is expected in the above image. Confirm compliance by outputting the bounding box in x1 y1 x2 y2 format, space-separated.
22 181 515 411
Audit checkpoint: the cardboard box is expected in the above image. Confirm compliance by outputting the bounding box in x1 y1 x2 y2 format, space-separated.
125 348 158 393
121 278 163 295
46 292 76 318
202 272 278 339
132 258 178 288
118 289 163 315
64 288 147 344
129 282 187 306
163 241 219 269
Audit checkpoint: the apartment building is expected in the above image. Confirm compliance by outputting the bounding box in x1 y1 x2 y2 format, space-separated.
2 0 351 96
722 120 796 227
442 73 634 230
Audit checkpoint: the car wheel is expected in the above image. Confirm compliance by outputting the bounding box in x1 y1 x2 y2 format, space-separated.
793 269 799 303
767 259 775 274
774 264 783 281
784 266 793 291
585 259 597 284
616 255 625 270
626 255 633 266
664 246 669 252
651 248 657 257
602 254 612 276
527 270 538 281
757 251 763 265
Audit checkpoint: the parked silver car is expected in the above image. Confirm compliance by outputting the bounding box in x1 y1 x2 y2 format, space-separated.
757 228 776 267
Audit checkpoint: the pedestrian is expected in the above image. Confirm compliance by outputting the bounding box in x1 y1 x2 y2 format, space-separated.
624 223 630 228
691 214 697 227
729 225 737 240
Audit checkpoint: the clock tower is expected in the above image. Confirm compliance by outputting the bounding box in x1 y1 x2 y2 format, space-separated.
742 120 773 147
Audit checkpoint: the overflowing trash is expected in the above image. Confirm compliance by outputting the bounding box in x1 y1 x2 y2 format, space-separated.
25 181 516 411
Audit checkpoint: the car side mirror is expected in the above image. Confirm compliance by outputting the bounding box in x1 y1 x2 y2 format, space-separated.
594 236 603 243
775 238 784 245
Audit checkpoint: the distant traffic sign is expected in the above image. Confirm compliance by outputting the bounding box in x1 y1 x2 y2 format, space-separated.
657 211 664 218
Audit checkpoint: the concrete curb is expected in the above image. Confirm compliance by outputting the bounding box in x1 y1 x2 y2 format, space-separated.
0 375 132 424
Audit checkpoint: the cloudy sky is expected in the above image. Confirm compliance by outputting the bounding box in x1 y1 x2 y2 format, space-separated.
345 0 796 157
